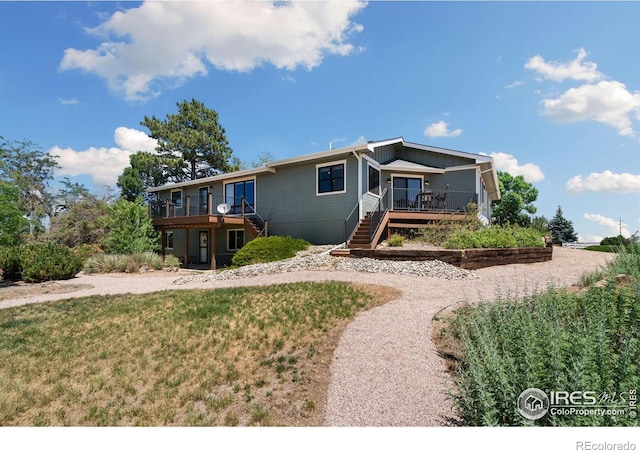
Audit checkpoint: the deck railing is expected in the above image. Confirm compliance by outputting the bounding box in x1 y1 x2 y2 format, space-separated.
369 187 390 242
391 188 477 213
344 202 360 243
149 193 252 219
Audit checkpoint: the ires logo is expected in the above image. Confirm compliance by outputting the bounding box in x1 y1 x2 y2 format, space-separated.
517 388 635 420
550 391 598 406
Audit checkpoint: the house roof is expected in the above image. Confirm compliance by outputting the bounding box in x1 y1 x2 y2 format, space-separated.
146 137 501 200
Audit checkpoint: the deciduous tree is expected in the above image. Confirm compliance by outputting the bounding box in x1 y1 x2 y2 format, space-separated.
491 172 538 227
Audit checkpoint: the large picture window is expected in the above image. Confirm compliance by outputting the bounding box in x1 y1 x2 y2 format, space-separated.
225 179 255 214
368 164 380 196
317 161 346 195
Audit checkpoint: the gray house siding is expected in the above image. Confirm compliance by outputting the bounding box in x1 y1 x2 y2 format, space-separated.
254 155 359 244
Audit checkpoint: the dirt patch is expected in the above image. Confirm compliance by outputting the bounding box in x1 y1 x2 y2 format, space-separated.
0 281 93 302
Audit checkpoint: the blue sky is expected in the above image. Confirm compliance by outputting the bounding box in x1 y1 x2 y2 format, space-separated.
1 1 639 242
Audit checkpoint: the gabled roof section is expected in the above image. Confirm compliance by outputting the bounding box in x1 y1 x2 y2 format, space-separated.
400 140 494 163
379 158 445 174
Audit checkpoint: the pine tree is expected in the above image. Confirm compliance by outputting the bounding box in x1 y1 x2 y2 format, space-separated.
549 206 578 244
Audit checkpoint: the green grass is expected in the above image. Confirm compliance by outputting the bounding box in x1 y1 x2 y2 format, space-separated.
230 235 310 268
0 281 392 426
439 249 640 426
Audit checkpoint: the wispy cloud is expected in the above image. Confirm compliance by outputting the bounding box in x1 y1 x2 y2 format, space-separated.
525 48 603 82
59 1 366 101
424 120 463 138
505 81 524 89
566 170 640 193
58 97 79 105
584 213 631 238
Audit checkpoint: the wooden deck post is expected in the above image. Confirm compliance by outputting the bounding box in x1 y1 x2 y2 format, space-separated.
184 228 189 269
185 196 190 217
210 227 216 270
165 199 170 218
208 193 213 215
161 229 166 258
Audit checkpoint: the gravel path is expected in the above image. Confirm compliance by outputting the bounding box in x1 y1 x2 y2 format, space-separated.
0 246 615 426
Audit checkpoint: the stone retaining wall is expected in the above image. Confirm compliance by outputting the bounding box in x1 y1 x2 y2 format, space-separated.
349 247 553 269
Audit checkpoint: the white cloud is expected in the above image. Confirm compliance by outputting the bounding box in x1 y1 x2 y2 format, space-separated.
424 120 463 138
484 152 545 183
58 97 79 105
113 126 158 153
525 48 640 136
584 213 631 238
577 233 605 244
59 1 366 101
505 81 524 89
350 136 366 146
542 80 640 136
525 48 603 82
566 170 640 193
49 127 157 186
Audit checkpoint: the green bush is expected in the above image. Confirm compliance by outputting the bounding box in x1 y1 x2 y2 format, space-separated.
0 246 22 281
231 236 310 268
163 254 181 269
443 225 544 249
445 249 640 426
387 234 404 247
70 243 104 260
20 242 83 283
84 252 166 274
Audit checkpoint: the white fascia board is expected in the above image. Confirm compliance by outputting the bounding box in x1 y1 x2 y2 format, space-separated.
266 143 370 169
367 137 404 151
146 166 275 193
444 164 479 172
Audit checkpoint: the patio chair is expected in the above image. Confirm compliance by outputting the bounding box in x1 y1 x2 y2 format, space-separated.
434 184 449 210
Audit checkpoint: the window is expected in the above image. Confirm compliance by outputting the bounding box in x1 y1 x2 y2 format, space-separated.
165 231 174 250
171 190 182 208
368 164 380 196
228 229 245 251
225 179 255 214
317 161 345 195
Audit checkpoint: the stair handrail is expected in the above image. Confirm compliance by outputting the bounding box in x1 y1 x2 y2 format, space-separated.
344 202 360 243
369 187 389 243
241 197 267 237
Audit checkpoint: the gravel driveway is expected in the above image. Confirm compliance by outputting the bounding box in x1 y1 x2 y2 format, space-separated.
0 247 615 426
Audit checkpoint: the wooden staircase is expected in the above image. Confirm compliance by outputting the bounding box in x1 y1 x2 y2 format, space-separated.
244 216 265 238
347 211 390 249
348 212 373 249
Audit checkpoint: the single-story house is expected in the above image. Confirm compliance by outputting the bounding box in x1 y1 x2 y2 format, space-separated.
147 137 501 268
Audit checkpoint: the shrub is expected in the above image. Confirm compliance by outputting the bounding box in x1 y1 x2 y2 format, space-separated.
415 203 483 246
231 236 310 268
387 234 404 247
0 246 22 281
84 252 166 274
446 250 640 426
443 225 544 249
20 242 83 283
163 254 181 269
71 243 104 260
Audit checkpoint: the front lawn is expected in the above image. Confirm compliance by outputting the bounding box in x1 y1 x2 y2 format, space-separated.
0 281 397 426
